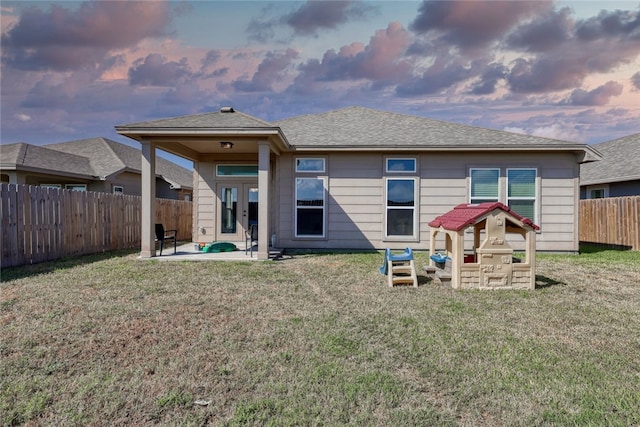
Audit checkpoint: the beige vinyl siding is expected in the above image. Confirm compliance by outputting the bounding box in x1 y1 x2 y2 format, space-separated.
327 154 381 249
330 177 382 248
193 162 216 242
262 151 581 252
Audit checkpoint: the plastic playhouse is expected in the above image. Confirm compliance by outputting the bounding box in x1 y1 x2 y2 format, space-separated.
426 202 539 290
380 248 418 287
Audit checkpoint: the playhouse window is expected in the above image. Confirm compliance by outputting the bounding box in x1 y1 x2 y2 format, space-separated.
295 178 325 237
507 169 537 221
385 178 416 238
470 168 499 203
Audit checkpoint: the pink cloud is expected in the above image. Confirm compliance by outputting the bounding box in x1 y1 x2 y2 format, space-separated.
564 81 624 106
410 0 551 49
1 1 171 71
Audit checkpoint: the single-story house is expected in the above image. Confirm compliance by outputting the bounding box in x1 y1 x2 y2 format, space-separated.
580 133 640 199
0 137 193 200
116 106 600 259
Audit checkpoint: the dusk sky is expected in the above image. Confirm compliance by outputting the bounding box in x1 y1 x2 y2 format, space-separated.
2 0 639 168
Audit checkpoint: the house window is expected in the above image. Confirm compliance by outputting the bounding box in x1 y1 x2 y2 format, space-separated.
470 168 499 203
507 169 537 221
295 178 325 237
385 178 417 238
296 158 325 173
386 158 416 173
41 184 61 188
113 186 124 194
588 187 608 199
216 165 258 176
65 184 87 191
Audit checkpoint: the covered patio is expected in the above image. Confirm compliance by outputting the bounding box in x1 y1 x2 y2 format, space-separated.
150 242 285 261
116 108 291 261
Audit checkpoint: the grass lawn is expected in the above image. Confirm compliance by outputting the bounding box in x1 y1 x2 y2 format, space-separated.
1 247 640 426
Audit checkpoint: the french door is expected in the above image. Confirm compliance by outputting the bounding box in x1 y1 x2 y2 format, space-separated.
217 182 258 241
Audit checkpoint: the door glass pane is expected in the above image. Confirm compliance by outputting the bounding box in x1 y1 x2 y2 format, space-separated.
221 187 238 234
247 187 258 226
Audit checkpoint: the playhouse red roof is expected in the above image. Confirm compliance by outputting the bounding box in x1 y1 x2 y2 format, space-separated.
428 202 540 231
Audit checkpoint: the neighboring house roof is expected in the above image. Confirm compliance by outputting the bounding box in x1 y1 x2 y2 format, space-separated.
580 133 640 186
0 142 96 178
428 202 539 231
275 106 599 159
1 138 193 189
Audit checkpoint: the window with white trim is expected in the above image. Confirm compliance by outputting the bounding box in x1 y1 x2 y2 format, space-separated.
507 168 537 221
65 184 87 191
113 185 124 194
295 177 325 237
588 186 608 199
386 158 416 173
385 178 417 238
296 158 325 173
470 168 499 204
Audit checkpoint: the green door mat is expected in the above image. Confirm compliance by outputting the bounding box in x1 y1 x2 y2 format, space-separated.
203 242 237 253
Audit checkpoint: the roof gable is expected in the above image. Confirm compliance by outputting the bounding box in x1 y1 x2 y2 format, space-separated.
580 133 640 185
47 137 125 178
117 110 274 129
428 202 539 231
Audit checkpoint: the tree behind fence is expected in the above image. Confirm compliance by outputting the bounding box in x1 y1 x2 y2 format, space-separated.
579 196 640 251
1 184 193 268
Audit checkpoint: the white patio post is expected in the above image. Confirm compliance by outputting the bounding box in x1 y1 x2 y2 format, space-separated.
140 140 156 258
257 142 271 260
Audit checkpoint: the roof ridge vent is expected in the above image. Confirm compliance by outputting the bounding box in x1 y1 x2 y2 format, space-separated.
220 107 235 113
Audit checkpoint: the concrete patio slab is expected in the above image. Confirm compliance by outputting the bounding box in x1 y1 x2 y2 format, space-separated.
143 242 284 261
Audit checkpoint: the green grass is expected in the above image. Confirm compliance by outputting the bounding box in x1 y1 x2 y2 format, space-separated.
1 247 639 426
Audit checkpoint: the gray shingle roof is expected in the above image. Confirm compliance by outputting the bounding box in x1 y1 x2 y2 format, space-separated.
48 137 193 188
274 106 589 149
580 133 640 185
0 142 95 177
117 110 274 130
1 138 193 189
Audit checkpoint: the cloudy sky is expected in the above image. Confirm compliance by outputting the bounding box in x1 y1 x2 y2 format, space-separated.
2 0 639 165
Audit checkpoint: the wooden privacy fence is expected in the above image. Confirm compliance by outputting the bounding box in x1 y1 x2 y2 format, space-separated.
579 196 640 251
1 184 192 268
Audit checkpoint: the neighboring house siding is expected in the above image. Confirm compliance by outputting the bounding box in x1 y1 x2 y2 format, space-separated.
273 151 581 252
608 180 640 197
110 171 142 195
156 180 178 199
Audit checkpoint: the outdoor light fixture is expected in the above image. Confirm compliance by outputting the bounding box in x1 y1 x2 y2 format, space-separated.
220 141 234 149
